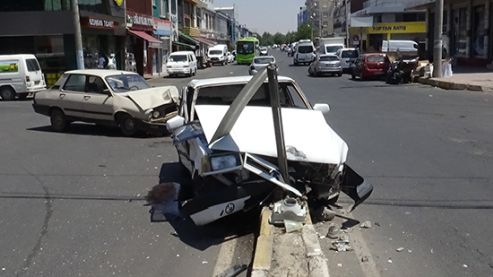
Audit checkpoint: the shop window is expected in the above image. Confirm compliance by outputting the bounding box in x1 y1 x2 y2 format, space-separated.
472 5 486 57
79 0 104 13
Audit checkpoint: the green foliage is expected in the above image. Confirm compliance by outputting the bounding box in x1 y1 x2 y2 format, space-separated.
257 24 313 46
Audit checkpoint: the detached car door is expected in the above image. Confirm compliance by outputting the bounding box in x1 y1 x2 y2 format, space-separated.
81 75 114 121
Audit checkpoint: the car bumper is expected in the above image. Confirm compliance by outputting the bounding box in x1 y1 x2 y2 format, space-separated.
317 67 342 73
32 103 50 116
167 68 190 74
26 84 46 93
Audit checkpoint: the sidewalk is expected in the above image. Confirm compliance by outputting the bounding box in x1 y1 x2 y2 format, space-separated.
417 68 493 92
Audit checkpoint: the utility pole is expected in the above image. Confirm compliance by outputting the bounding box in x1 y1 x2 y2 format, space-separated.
432 0 444 77
72 0 84 69
345 0 350 47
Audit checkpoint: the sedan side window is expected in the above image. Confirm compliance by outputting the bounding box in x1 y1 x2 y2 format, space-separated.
63 74 86 92
281 84 308 109
86 76 108 94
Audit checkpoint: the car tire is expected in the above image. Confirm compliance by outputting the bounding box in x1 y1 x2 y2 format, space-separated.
338 72 342 77
359 72 364 80
0 87 15 101
50 109 67 132
351 72 356 79
118 114 138 137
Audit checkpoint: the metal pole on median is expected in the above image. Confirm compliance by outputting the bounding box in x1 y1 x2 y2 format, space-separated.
267 63 290 185
72 0 84 69
432 0 444 77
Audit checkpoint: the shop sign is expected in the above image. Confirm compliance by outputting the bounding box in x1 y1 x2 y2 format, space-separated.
367 22 426 34
153 18 172 36
127 12 154 30
113 0 123 7
81 17 116 30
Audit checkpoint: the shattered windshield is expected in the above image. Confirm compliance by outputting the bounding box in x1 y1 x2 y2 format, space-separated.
195 83 307 108
105 74 150 92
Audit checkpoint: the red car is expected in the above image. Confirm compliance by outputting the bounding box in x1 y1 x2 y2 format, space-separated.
351 53 390 80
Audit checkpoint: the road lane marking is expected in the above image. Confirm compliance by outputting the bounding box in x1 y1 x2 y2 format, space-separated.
212 236 238 277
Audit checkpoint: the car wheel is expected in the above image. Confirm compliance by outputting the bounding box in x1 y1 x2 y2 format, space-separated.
0 87 15 101
338 72 342 77
359 72 364 80
50 109 67 132
118 114 138 137
351 72 356 80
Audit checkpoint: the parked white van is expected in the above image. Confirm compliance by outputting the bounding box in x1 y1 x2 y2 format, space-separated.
0 54 46 100
382 40 418 53
166 51 198 77
208 44 228 65
293 41 316 65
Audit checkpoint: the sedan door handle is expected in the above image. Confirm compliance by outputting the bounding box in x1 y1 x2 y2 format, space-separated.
59 93 66 99
83 95 91 100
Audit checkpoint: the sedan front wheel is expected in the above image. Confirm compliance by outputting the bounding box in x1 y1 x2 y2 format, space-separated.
50 109 67 132
119 115 138 137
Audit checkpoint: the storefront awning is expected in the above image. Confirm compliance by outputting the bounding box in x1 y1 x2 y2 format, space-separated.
173 41 197 50
193 36 217 46
179 32 200 46
128 29 163 48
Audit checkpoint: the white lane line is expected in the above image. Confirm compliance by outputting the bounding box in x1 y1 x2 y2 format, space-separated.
212 237 238 277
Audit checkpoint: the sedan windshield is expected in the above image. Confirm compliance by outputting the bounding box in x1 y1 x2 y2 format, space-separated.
209 50 222 55
254 57 275 64
326 45 343 53
169 55 187 62
105 74 150 93
342 50 357 58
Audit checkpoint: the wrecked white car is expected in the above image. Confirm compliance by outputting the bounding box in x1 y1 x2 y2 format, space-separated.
33 69 179 136
167 68 372 225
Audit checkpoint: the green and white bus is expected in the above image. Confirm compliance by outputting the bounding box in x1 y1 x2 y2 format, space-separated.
236 37 259 65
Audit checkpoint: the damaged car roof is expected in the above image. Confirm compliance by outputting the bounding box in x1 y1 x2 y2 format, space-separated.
188 75 295 88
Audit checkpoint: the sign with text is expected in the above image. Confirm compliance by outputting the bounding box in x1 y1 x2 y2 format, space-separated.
367 22 426 34
127 11 154 31
81 17 117 30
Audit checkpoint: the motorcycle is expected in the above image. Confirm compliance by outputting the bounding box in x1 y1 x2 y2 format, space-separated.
386 57 419 84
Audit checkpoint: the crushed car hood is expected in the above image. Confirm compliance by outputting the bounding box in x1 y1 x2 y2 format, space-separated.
124 86 179 110
195 105 348 165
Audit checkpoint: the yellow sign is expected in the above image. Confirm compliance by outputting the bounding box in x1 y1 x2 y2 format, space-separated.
114 0 123 7
367 22 426 34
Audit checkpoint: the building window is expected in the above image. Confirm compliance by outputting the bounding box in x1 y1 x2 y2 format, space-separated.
161 0 169 18
472 5 486 57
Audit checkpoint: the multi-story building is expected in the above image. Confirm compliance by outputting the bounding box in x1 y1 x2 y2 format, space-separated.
409 0 493 67
298 6 309 29
305 0 335 38
0 0 126 84
333 0 365 39
349 0 427 52
215 6 237 46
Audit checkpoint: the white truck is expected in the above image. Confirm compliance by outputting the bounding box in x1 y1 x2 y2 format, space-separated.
208 44 228 66
318 37 346 55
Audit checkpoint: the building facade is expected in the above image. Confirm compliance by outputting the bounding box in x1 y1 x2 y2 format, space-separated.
0 0 126 84
305 0 336 38
350 0 426 52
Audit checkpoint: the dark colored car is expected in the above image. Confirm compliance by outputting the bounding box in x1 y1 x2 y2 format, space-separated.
351 53 390 80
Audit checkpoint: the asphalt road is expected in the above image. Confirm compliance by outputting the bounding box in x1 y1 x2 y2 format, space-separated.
1 50 493 277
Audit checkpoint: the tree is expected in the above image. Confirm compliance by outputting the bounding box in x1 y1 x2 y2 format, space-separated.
273 32 285 45
260 32 274 46
296 23 312 41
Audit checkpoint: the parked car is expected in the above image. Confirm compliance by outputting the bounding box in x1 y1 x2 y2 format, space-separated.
259 47 268 56
320 43 344 55
335 48 359 72
165 75 372 225
32 69 179 136
249 56 276 75
0 54 46 100
293 41 315 65
208 44 228 65
166 51 198 77
308 54 342 77
351 53 390 80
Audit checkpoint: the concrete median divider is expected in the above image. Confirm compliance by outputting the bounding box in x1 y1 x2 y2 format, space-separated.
251 207 330 277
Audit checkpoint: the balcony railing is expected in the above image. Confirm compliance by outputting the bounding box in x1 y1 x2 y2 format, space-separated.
181 26 201 37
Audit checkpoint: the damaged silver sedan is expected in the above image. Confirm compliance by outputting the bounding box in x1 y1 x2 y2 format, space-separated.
166 66 372 225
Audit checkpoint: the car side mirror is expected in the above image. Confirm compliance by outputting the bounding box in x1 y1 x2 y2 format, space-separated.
313 103 330 114
103 88 111 96
166 115 185 132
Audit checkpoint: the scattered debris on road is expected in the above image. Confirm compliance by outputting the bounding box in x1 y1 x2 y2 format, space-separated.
360 221 372 229
314 206 336 222
326 223 341 239
361 256 369 263
396 247 405 252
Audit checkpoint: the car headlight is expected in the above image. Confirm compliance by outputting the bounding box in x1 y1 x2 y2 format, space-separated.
210 154 240 171
152 110 160 119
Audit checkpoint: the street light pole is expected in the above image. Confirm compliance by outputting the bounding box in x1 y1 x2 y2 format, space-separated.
432 0 444 77
72 0 84 69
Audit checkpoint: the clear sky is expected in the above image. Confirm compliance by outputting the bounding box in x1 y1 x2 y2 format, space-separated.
214 0 305 34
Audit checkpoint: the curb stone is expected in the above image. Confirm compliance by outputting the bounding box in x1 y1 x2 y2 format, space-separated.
251 207 330 277
417 77 493 92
